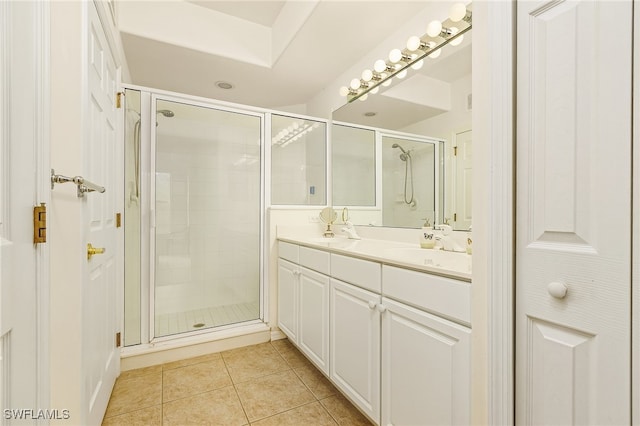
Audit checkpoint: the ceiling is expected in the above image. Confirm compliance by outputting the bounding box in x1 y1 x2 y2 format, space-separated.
118 0 471 127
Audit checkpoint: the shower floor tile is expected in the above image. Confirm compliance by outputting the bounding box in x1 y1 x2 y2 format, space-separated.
103 340 374 426
155 301 260 337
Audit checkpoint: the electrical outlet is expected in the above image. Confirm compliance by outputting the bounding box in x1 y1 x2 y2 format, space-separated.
308 215 320 223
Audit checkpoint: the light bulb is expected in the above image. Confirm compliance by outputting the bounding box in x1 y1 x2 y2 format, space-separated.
429 48 441 59
359 94 369 102
397 69 407 79
426 20 443 38
449 3 467 22
406 35 422 51
350 78 361 90
449 28 464 46
411 59 424 70
370 86 379 94
382 78 392 87
339 86 350 97
361 69 373 82
374 59 387 73
389 48 403 63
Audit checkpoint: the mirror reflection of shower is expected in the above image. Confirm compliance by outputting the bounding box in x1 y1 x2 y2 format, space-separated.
130 109 175 203
392 143 416 208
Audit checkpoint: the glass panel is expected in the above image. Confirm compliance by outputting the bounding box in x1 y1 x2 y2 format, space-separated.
381 135 436 228
154 99 261 338
271 114 326 205
124 88 141 346
332 124 376 206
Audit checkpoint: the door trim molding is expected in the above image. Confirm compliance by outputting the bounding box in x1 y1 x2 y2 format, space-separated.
474 2 515 424
34 0 51 413
632 0 639 422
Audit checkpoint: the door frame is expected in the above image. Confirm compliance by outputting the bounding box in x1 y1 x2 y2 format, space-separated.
473 2 515 424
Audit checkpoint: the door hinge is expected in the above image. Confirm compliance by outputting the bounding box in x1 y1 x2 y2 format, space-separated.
116 212 122 228
33 203 47 244
453 213 457 221
116 92 124 109
115 332 121 347
453 146 458 156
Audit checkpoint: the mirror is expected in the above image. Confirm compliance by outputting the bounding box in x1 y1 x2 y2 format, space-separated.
319 207 338 237
332 32 472 230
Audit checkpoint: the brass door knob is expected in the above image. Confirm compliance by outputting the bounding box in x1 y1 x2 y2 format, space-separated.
87 243 106 260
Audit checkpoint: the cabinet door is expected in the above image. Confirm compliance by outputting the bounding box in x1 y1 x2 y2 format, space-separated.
330 278 380 424
298 266 330 373
277 258 298 343
381 297 470 426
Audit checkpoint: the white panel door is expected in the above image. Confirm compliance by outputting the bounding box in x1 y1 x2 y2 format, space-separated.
453 129 472 231
83 3 120 424
298 266 330 374
381 297 470 426
0 0 45 419
277 259 298 343
516 1 632 424
329 279 380 424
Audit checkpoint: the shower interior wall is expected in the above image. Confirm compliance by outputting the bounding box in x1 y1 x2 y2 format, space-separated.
153 121 261 317
382 139 436 228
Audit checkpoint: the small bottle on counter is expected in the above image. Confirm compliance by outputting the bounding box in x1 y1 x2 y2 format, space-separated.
419 218 435 249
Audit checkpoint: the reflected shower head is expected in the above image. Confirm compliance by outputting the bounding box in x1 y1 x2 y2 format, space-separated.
157 109 174 117
392 143 411 160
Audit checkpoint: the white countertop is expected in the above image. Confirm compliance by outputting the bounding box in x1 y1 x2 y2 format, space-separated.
278 235 472 282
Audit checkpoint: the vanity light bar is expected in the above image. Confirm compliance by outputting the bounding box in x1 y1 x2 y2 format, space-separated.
340 2 472 103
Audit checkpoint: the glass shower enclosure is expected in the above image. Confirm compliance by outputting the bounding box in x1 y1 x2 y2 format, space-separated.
124 89 263 345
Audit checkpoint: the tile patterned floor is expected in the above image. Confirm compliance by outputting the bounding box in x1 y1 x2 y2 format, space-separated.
102 339 373 425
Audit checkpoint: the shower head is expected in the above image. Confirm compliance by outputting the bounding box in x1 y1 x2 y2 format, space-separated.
157 109 174 118
392 143 411 160
392 143 408 154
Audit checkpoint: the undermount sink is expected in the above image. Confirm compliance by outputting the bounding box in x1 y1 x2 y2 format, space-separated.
383 247 471 272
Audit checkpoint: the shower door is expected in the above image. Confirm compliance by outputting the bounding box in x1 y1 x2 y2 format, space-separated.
151 97 262 338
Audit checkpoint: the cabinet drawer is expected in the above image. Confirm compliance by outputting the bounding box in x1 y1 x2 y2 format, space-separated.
299 246 330 275
331 253 381 293
383 265 470 325
278 241 299 263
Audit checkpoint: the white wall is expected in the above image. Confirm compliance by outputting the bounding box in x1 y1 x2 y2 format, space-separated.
402 74 472 140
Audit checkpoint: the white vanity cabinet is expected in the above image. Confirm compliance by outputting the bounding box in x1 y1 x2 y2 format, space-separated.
381 265 471 426
277 239 471 426
330 278 381 423
277 242 330 374
277 258 299 342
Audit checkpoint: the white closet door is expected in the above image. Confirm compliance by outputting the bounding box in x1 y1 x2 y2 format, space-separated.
516 1 632 424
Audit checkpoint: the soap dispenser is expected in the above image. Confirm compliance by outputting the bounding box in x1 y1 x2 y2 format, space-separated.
419 218 435 249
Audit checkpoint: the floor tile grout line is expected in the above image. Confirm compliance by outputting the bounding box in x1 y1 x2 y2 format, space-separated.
246 399 337 425
220 350 251 425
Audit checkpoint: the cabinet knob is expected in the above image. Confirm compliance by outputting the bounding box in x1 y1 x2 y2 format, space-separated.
547 281 568 299
377 304 387 313
368 301 377 310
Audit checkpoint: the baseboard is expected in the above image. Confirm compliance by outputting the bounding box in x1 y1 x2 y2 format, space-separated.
120 323 271 371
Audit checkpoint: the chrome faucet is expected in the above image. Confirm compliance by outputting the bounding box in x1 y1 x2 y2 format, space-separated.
433 224 465 252
341 221 361 240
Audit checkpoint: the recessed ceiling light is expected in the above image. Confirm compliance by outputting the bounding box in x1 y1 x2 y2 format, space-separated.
364 112 377 117
215 81 234 90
